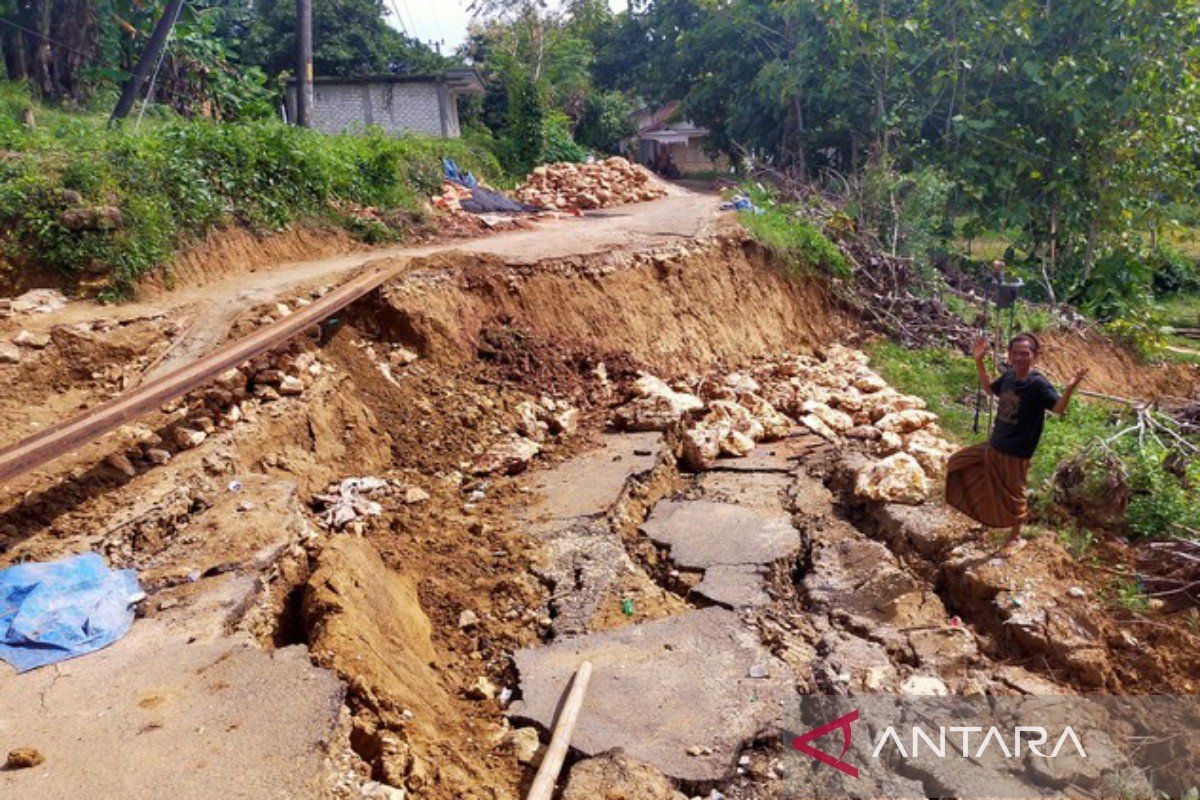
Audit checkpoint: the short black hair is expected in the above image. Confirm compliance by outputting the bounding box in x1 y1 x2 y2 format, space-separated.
1008 332 1040 354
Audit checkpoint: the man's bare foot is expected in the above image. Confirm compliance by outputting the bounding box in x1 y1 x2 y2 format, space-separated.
999 537 1026 555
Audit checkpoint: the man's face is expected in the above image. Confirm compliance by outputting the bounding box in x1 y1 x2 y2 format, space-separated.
1009 340 1035 372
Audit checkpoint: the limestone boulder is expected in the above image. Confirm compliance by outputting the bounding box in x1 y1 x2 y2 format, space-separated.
854 453 930 504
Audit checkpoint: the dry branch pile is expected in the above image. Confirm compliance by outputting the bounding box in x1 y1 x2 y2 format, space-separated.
514 157 666 212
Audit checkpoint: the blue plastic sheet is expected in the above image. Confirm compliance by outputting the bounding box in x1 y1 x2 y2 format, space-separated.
442 156 478 188
0 553 141 672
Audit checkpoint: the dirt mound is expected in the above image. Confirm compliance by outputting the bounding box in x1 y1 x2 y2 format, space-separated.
515 157 667 212
1039 328 1199 400
371 238 855 375
304 537 513 798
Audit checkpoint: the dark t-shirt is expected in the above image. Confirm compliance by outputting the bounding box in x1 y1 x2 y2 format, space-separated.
988 370 1061 459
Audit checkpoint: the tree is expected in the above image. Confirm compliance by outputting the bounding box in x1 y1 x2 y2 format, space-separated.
242 0 445 78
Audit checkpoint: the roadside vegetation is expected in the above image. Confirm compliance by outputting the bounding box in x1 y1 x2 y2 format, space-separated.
0 82 500 297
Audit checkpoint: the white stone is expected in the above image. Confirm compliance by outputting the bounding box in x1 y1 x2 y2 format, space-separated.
900 675 949 696
854 453 930 504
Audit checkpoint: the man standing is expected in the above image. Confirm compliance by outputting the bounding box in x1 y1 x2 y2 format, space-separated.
945 333 1087 553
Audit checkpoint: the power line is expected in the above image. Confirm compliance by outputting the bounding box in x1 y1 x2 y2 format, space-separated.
386 0 409 34
398 0 421 40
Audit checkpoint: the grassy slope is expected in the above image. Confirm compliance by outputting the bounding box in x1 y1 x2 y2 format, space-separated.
867 341 1116 498
0 81 502 297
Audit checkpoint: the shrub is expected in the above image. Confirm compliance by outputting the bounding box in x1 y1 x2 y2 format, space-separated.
542 111 589 164
574 90 637 154
1123 444 1200 539
740 201 851 279
499 75 546 175
0 82 502 297
849 160 952 268
1149 243 1198 296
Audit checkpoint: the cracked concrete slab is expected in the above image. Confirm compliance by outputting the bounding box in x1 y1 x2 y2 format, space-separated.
511 607 794 782
697 470 791 512
0 576 344 800
519 432 663 534
693 564 770 608
641 499 799 569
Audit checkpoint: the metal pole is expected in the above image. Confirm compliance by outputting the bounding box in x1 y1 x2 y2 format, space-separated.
295 0 313 127
109 0 186 124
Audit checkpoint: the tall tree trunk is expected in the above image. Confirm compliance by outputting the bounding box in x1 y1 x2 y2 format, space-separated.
29 0 54 97
791 93 807 181
2 27 28 80
1082 218 1098 281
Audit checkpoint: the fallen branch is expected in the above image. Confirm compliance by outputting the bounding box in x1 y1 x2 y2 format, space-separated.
525 660 593 800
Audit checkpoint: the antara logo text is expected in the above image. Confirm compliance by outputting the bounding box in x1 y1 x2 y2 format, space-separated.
791 709 1088 778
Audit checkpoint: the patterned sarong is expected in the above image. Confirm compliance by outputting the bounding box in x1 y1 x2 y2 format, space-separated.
944 443 1030 528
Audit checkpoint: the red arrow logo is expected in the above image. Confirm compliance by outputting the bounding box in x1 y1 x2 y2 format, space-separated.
791 708 859 778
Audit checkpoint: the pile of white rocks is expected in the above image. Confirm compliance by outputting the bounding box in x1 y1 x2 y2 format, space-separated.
514 157 666 212
612 344 956 504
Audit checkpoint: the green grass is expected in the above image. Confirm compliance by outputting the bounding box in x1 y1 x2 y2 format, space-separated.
0 81 503 297
1158 293 1200 365
954 233 1011 263
867 341 979 442
867 339 1117 500
1161 293 1200 328
738 189 850 279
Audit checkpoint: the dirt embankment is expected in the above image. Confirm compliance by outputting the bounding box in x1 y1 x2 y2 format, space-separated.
138 225 364 297
1039 328 1199 400
365 238 856 374
0 234 854 800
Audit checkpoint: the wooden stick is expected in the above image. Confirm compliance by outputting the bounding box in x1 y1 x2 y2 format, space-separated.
525 660 594 800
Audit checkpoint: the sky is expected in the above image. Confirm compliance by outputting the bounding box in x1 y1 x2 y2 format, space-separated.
387 1 627 53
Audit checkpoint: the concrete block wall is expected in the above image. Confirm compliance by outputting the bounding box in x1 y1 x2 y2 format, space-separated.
286 80 461 137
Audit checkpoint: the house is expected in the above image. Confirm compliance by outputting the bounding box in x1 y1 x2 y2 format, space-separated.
634 101 728 175
284 69 485 138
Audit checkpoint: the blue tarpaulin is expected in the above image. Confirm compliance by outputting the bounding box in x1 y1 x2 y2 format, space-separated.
0 553 141 672
442 156 478 188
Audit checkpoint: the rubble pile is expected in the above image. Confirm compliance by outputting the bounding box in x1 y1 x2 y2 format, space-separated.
613 344 956 504
514 157 667 212
102 349 328 476
430 182 474 213
473 395 581 476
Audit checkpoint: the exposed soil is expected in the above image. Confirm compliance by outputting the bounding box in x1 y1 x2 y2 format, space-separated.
1 209 1197 799
1039 328 1200 400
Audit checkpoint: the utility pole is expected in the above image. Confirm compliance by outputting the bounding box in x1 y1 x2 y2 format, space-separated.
295 0 313 127
110 0 186 124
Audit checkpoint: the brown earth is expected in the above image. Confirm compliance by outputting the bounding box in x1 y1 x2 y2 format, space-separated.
1 208 1197 799
1039 328 1199 400
0 233 854 800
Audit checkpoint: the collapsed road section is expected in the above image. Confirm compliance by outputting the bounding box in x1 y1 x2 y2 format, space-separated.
1 231 1197 800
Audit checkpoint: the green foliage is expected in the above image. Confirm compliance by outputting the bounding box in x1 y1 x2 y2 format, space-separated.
574 90 636 154
542 111 588 163
1103 316 1167 362
1055 525 1096 560
740 193 850 280
1107 577 1150 613
499 75 548 175
242 0 446 78
1149 243 1199 296
1122 445 1200 539
0 82 501 297
1078 248 1158 322
850 160 953 266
